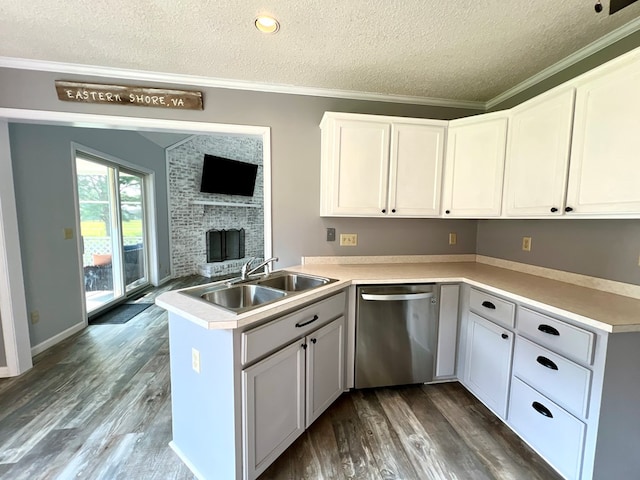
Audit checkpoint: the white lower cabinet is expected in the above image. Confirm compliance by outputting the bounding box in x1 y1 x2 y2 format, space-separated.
509 378 586 480
464 311 514 419
306 318 345 425
242 341 305 480
242 316 345 480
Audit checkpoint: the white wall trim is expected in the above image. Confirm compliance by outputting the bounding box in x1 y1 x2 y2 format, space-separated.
486 16 640 109
0 121 33 376
30 320 85 356
0 366 9 377
2 17 640 115
0 56 485 111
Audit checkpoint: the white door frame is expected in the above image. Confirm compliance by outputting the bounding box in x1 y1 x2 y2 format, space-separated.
0 120 33 376
0 108 272 377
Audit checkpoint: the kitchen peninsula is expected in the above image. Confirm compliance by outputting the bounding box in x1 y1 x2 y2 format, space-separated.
157 256 640 480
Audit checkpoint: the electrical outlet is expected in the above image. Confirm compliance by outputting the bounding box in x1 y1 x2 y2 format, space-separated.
340 233 357 246
522 236 532 252
192 348 201 374
326 228 336 242
449 233 457 245
30 311 40 324
63 228 73 240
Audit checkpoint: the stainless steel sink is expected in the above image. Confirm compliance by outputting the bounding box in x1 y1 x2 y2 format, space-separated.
185 284 286 313
180 271 337 314
257 272 332 292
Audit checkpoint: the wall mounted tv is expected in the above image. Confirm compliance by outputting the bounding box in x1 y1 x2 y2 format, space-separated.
200 154 258 196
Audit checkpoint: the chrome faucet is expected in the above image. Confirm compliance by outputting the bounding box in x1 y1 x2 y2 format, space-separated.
241 257 279 280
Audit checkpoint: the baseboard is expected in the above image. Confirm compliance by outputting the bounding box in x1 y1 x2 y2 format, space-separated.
156 275 172 287
169 442 206 480
0 366 10 378
30 320 86 356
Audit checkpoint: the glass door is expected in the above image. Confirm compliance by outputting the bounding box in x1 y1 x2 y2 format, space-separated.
75 153 148 315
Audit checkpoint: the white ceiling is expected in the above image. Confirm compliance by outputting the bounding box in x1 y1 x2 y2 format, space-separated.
1 1 640 106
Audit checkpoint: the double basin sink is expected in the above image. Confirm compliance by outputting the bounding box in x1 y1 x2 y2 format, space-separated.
181 271 337 314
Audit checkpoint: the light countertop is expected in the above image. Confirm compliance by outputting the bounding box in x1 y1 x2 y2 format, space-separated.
156 261 640 333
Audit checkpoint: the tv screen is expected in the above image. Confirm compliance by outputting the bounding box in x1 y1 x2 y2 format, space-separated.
200 154 258 196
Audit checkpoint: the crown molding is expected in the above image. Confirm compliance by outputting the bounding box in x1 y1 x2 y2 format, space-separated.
1 15 639 113
0 56 485 111
486 16 640 109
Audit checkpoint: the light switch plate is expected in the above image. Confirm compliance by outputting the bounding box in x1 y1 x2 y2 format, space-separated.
326 228 336 242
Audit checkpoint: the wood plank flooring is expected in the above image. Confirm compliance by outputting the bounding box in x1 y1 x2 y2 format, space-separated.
0 277 561 480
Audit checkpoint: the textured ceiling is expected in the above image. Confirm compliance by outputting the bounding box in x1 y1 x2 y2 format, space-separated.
1 1 640 103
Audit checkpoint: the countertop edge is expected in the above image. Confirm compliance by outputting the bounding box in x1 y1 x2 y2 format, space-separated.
156 263 639 333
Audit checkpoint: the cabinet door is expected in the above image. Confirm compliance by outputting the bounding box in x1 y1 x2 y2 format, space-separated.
442 113 508 217
321 117 390 216
503 88 575 216
243 341 305 480
567 57 640 215
464 312 514 418
306 316 345 426
388 123 446 216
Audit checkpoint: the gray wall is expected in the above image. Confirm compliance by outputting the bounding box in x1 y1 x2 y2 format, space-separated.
477 220 640 285
0 67 480 273
9 123 168 347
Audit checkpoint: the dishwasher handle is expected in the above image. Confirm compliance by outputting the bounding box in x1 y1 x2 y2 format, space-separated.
361 292 434 301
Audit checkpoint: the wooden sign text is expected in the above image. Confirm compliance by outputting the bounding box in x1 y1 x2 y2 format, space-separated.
55 81 203 110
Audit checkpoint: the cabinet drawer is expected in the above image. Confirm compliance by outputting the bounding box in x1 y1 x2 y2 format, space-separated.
517 307 594 365
509 377 585 480
469 288 515 328
513 336 591 419
242 292 346 365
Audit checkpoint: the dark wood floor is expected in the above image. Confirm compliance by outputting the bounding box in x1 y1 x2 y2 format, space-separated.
0 277 561 480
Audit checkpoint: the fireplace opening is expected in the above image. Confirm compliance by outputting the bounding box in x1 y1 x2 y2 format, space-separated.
206 228 245 263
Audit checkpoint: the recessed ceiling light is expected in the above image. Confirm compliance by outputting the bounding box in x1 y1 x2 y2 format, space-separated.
255 15 280 34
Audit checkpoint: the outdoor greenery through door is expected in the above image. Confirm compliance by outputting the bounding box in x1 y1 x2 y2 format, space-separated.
75 151 149 315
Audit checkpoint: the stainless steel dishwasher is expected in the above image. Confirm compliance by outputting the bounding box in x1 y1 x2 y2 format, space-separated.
355 284 438 388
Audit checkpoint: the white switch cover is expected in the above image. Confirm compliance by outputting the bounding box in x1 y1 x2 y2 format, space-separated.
192 348 201 373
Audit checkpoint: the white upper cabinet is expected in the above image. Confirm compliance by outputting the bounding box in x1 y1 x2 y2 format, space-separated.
503 87 575 217
442 112 508 218
566 53 640 215
320 112 446 217
388 122 446 216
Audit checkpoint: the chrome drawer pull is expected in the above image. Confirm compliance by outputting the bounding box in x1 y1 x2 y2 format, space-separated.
295 315 319 328
481 300 496 310
536 355 559 370
532 401 554 418
537 324 560 336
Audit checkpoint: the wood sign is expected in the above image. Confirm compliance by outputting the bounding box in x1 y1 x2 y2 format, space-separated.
55 81 203 110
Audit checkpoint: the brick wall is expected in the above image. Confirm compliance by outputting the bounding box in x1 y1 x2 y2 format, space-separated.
168 134 264 278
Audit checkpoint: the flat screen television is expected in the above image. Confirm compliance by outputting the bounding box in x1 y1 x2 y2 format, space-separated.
200 154 258 196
